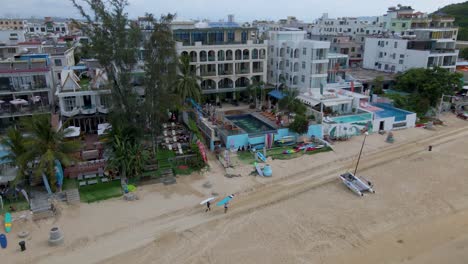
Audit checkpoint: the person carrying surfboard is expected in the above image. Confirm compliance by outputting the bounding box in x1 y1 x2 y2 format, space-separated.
205 201 211 212
224 202 229 213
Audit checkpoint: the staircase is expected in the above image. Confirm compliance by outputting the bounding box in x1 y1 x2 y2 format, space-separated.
65 189 80 204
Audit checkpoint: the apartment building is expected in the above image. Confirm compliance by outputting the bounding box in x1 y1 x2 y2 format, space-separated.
0 19 26 31
0 54 54 129
173 22 268 101
364 16 459 73
311 14 384 38
26 17 69 35
311 35 364 67
0 30 26 46
268 30 330 92
42 45 76 85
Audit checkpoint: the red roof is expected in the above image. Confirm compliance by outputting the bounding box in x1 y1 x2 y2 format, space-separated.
17 41 42 45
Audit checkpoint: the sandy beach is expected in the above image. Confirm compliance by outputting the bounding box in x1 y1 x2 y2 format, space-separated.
3 114 468 264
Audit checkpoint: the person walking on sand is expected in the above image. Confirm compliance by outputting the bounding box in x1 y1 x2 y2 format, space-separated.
224 201 229 213
205 201 211 212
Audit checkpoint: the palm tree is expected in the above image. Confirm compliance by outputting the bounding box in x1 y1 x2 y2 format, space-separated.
103 123 147 185
246 80 265 108
174 54 202 104
23 115 81 192
1 127 28 184
278 89 306 122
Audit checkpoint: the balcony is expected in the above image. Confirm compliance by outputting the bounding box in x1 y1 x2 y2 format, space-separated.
201 71 216 77
97 105 109 114
62 107 80 117
253 67 264 73
0 104 51 117
80 105 97 115
218 70 233 75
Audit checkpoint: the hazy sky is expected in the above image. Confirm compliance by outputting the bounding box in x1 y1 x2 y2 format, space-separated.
2 0 466 22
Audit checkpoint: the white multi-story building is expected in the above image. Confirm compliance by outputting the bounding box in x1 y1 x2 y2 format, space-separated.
311 13 384 38
56 68 111 133
25 17 69 36
268 30 330 91
364 27 459 73
0 30 25 46
42 45 76 85
174 22 268 101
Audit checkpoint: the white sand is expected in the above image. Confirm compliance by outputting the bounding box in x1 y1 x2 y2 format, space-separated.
3 114 468 264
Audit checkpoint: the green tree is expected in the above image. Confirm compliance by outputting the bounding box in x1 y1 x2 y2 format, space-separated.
72 0 142 128
174 54 202 103
372 76 385 95
396 67 462 106
1 127 28 183
278 89 306 119
23 116 81 191
142 13 180 153
246 80 264 108
460 47 468 60
103 123 147 184
289 115 309 134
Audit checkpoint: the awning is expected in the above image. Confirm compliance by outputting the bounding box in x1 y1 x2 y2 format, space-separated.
10 99 28 105
268 90 285 100
64 126 81 138
296 95 321 106
323 100 348 107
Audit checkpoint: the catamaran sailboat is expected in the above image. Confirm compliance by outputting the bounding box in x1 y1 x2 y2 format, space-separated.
340 132 375 196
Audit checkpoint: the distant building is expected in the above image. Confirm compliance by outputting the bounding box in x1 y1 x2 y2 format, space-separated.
311 35 364 67
25 17 68 35
364 17 459 73
0 19 26 31
173 22 268 101
311 13 384 38
0 30 26 46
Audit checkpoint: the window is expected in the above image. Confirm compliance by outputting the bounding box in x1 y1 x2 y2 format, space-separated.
402 23 406 28
351 47 355 52
7 48 16 53
54 59 62 66
303 48 307 55
384 64 389 70
392 53 396 59
63 97 76 112
392 23 396 27
379 52 383 58
400 54 404 58
394 42 398 48
302 62 306 69
399 59 404 64
390 65 396 72
301 75 305 83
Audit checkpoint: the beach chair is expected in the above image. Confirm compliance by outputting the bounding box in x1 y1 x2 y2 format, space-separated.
163 130 168 137
172 130 176 136
168 144 173 151
88 179 98 185
79 181 87 187
163 123 167 128
171 122 175 127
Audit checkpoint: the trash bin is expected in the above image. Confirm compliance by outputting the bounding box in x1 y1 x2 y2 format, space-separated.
19 241 26 251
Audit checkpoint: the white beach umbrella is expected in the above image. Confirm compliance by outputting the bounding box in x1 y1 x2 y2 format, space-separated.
10 99 28 105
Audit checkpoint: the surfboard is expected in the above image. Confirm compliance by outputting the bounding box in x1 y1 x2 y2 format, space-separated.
0 234 6 249
254 162 264 176
4 212 11 233
199 197 215 205
257 152 266 162
216 194 234 206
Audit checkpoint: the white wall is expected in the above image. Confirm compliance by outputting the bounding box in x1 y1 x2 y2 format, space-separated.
372 116 394 132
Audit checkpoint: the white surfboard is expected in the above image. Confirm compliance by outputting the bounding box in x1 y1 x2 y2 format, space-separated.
199 197 215 205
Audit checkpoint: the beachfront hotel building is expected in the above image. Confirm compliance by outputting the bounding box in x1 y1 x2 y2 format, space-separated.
173 21 268 102
56 67 111 133
267 29 330 91
0 54 54 130
363 26 459 73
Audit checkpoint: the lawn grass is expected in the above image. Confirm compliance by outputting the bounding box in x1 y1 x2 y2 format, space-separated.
62 177 77 190
0 199 30 214
237 145 332 163
79 181 122 203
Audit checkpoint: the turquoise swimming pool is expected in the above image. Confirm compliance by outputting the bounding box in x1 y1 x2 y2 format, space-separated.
227 114 276 134
332 113 372 123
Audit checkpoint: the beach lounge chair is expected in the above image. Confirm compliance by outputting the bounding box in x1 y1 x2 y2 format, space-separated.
168 144 173 151
163 123 167 128
171 122 175 127
165 138 170 144
172 130 176 136
101 178 109 183
88 179 98 185
79 181 87 187
178 147 183 155
163 130 168 137
173 136 177 142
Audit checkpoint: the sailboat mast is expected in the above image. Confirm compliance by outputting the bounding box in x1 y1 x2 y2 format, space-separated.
354 132 368 175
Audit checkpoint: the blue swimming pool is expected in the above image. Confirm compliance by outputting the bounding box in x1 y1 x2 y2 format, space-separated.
226 114 276 134
332 113 372 123
373 103 412 122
